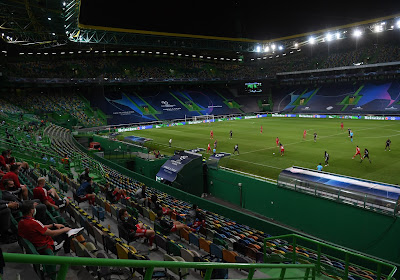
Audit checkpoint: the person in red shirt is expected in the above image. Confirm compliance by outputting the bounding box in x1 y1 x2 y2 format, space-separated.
33 177 69 211
0 164 28 200
0 150 10 172
18 201 72 254
207 143 211 154
303 130 307 139
260 125 263 134
280 143 285 156
276 137 280 147
210 130 214 139
352 146 362 159
340 122 344 131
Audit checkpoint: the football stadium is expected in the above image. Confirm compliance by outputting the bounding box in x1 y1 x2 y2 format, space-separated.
1 0 400 279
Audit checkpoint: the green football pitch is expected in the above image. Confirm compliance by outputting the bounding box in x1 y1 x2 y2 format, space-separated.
119 118 400 185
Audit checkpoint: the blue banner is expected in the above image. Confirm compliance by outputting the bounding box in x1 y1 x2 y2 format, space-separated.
209 152 231 161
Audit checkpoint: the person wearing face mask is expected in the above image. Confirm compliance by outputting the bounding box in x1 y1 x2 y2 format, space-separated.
118 208 156 250
2 179 47 223
18 201 83 254
105 183 127 204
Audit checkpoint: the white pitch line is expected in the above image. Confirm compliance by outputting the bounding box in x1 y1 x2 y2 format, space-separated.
238 123 398 156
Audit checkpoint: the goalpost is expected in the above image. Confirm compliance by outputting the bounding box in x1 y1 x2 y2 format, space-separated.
193 114 214 123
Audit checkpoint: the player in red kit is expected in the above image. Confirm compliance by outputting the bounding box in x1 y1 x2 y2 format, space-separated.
260 126 263 134
276 137 280 147
340 122 344 131
207 143 211 154
280 143 285 156
352 146 362 159
210 130 213 139
303 130 307 139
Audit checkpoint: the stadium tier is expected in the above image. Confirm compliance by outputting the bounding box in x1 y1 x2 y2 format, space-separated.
273 80 400 113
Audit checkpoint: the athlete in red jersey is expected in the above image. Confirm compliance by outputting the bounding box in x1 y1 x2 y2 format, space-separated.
340 122 344 131
280 144 285 156
260 126 263 134
210 130 214 139
276 137 280 147
352 146 362 159
303 130 307 139
207 143 211 154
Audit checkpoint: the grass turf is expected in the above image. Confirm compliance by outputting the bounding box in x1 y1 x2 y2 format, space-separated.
119 118 400 185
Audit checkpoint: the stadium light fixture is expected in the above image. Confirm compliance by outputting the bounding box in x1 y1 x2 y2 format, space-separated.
192 54 196 57
86 50 90 53
238 58 242 61
278 46 283 50
110 50 115 53
118 50 122 53
102 50 107 53
251 58 254 61
374 25 382 33
309 37 315 44
78 51 82 53
207 56 211 59
336 32 341 39
44 53 48 55
63 1 66 6
294 43 298 48
256 46 261 52
271 44 276 50
226 58 230 60
19 52 24 55
94 50 99 53
325 33 333 41
69 51 73 54
220 58 224 60
264 46 270 52
199 55 203 58
126 50 130 53
397 20 400 28
61 52 65 55
214 57 218 60
353 29 362 37
141 51 145 53
48 17 51 20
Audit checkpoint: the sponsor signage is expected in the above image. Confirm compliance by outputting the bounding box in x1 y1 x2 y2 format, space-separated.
156 152 200 182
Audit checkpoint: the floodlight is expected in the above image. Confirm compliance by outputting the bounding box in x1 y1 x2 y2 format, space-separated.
353 30 362 37
48 17 51 20
294 43 298 48
374 25 382 32
256 46 261 52
336 32 341 39
264 46 270 52
326 33 333 41
19 53 24 55
381 22 386 25
397 20 400 28
63 2 66 6
199 55 203 58
278 46 283 50
271 44 276 50
309 37 315 44
110 50 115 53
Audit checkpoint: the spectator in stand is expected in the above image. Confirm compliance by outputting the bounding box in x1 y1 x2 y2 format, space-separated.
105 183 127 204
155 211 191 233
0 151 10 172
76 177 96 205
79 168 91 183
2 179 47 223
33 177 69 211
0 200 19 243
186 204 206 232
6 150 29 171
149 194 172 215
0 164 28 200
135 185 149 207
118 208 156 250
18 201 84 254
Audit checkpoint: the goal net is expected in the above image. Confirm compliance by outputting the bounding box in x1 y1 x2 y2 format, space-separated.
194 115 214 123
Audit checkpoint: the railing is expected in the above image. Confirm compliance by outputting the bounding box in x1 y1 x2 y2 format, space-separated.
263 234 397 280
2 253 316 280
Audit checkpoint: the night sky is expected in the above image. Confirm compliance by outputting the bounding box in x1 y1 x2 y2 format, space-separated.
79 0 400 40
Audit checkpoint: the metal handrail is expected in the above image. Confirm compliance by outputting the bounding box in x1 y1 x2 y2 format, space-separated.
2 253 316 280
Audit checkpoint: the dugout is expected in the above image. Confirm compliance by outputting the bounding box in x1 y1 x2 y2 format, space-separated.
156 151 204 197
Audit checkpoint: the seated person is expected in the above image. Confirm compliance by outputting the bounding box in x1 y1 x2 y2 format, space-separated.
0 200 19 243
0 164 28 200
76 177 96 205
0 150 10 172
118 208 156 250
2 179 47 223
6 150 29 171
186 204 206 232
33 177 69 211
149 194 171 216
79 168 91 183
135 185 150 207
61 154 69 168
105 183 127 204
18 201 84 254
156 211 191 233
